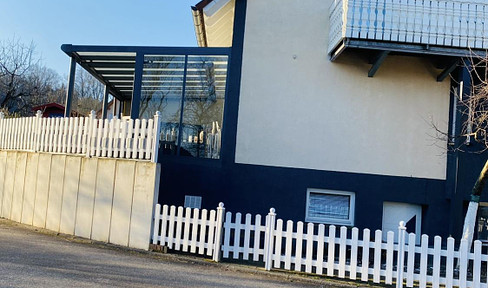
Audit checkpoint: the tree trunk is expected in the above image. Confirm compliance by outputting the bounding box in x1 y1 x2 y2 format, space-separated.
460 159 488 250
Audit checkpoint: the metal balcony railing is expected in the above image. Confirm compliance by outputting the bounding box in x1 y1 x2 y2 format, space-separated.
328 0 488 55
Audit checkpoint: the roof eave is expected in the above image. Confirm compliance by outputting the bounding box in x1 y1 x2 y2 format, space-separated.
191 5 208 47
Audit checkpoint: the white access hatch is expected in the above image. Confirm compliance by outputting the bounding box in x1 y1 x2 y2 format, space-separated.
382 202 422 244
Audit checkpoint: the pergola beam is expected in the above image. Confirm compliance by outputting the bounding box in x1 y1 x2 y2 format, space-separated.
79 56 136 61
84 62 136 69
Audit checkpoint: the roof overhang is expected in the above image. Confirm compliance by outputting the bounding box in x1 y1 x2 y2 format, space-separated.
192 0 235 47
62 45 137 101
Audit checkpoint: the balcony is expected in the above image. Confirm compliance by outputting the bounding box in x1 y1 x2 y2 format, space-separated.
328 0 488 62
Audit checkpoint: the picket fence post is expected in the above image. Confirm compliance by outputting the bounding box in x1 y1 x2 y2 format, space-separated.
0 112 3 149
213 202 225 262
396 221 407 288
151 111 161 163
35 110 42 152
86 110 95 157
152 204 162 245
264 208 276 271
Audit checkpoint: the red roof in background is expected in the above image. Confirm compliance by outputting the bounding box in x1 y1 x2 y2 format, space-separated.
32 102 81 117
31 102 65 111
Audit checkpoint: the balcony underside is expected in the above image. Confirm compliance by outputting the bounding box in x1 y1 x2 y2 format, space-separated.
330 38 484 81
328 0 488 79
330 38 487 61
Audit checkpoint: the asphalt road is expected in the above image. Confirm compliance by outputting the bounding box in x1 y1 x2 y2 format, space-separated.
0 219 325 288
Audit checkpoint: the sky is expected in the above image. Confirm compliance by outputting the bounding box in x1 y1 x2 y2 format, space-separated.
0 0 198 77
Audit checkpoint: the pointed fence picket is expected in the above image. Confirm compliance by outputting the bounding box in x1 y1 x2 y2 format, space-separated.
152 202 488 288
0 111 161 162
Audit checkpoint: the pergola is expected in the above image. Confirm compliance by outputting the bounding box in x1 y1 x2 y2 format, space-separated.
61 44 231 119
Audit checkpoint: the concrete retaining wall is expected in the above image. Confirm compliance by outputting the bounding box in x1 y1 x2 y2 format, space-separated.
0 150 160 250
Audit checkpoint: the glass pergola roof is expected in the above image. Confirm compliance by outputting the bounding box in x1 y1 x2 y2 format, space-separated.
61 44 231 102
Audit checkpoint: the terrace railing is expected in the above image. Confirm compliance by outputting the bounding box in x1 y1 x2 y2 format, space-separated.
0 111 162 162
328 0 488 54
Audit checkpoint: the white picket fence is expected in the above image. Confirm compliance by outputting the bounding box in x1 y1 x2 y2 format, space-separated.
0 111 162 162
152 203 225 261
152 203 488 288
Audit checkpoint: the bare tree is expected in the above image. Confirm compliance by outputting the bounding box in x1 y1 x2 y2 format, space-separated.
139 56 177 118
25 65 63 107
0 37 68 116
45 84 67 105
73 69 104 115
0 37 39 114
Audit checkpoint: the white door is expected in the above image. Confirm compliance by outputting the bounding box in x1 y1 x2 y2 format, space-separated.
382 202 422 244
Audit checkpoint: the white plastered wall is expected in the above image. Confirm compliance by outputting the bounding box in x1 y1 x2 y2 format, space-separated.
235 0 451 180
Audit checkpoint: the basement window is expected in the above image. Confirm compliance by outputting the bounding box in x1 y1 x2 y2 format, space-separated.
306 189 355 226
184 195 202 209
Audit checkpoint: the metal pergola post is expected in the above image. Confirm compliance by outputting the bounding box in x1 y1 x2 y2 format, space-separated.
176 55 189 156
130 52 144 119
64 57 77 117
102 85 109 119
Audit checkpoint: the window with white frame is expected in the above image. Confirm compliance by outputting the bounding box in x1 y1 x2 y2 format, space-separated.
306 189 355 226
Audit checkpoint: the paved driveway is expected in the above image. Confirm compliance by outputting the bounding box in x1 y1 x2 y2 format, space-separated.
0 219 326 288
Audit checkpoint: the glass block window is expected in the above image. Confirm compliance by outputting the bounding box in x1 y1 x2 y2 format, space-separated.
306 189 355 226
184 195 202 209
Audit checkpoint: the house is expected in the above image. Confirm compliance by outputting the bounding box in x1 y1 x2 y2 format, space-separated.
32 103 81 117
95 99 121 120
60 0 488 240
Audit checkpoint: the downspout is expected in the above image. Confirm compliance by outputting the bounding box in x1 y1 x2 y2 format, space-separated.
191 6 208 47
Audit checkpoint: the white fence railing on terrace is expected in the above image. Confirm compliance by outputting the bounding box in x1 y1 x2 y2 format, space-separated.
0 111 162 162
153 202 488 288
328 0 488 54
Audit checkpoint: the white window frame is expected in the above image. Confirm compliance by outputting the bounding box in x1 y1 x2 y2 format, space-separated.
305 188 355 226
